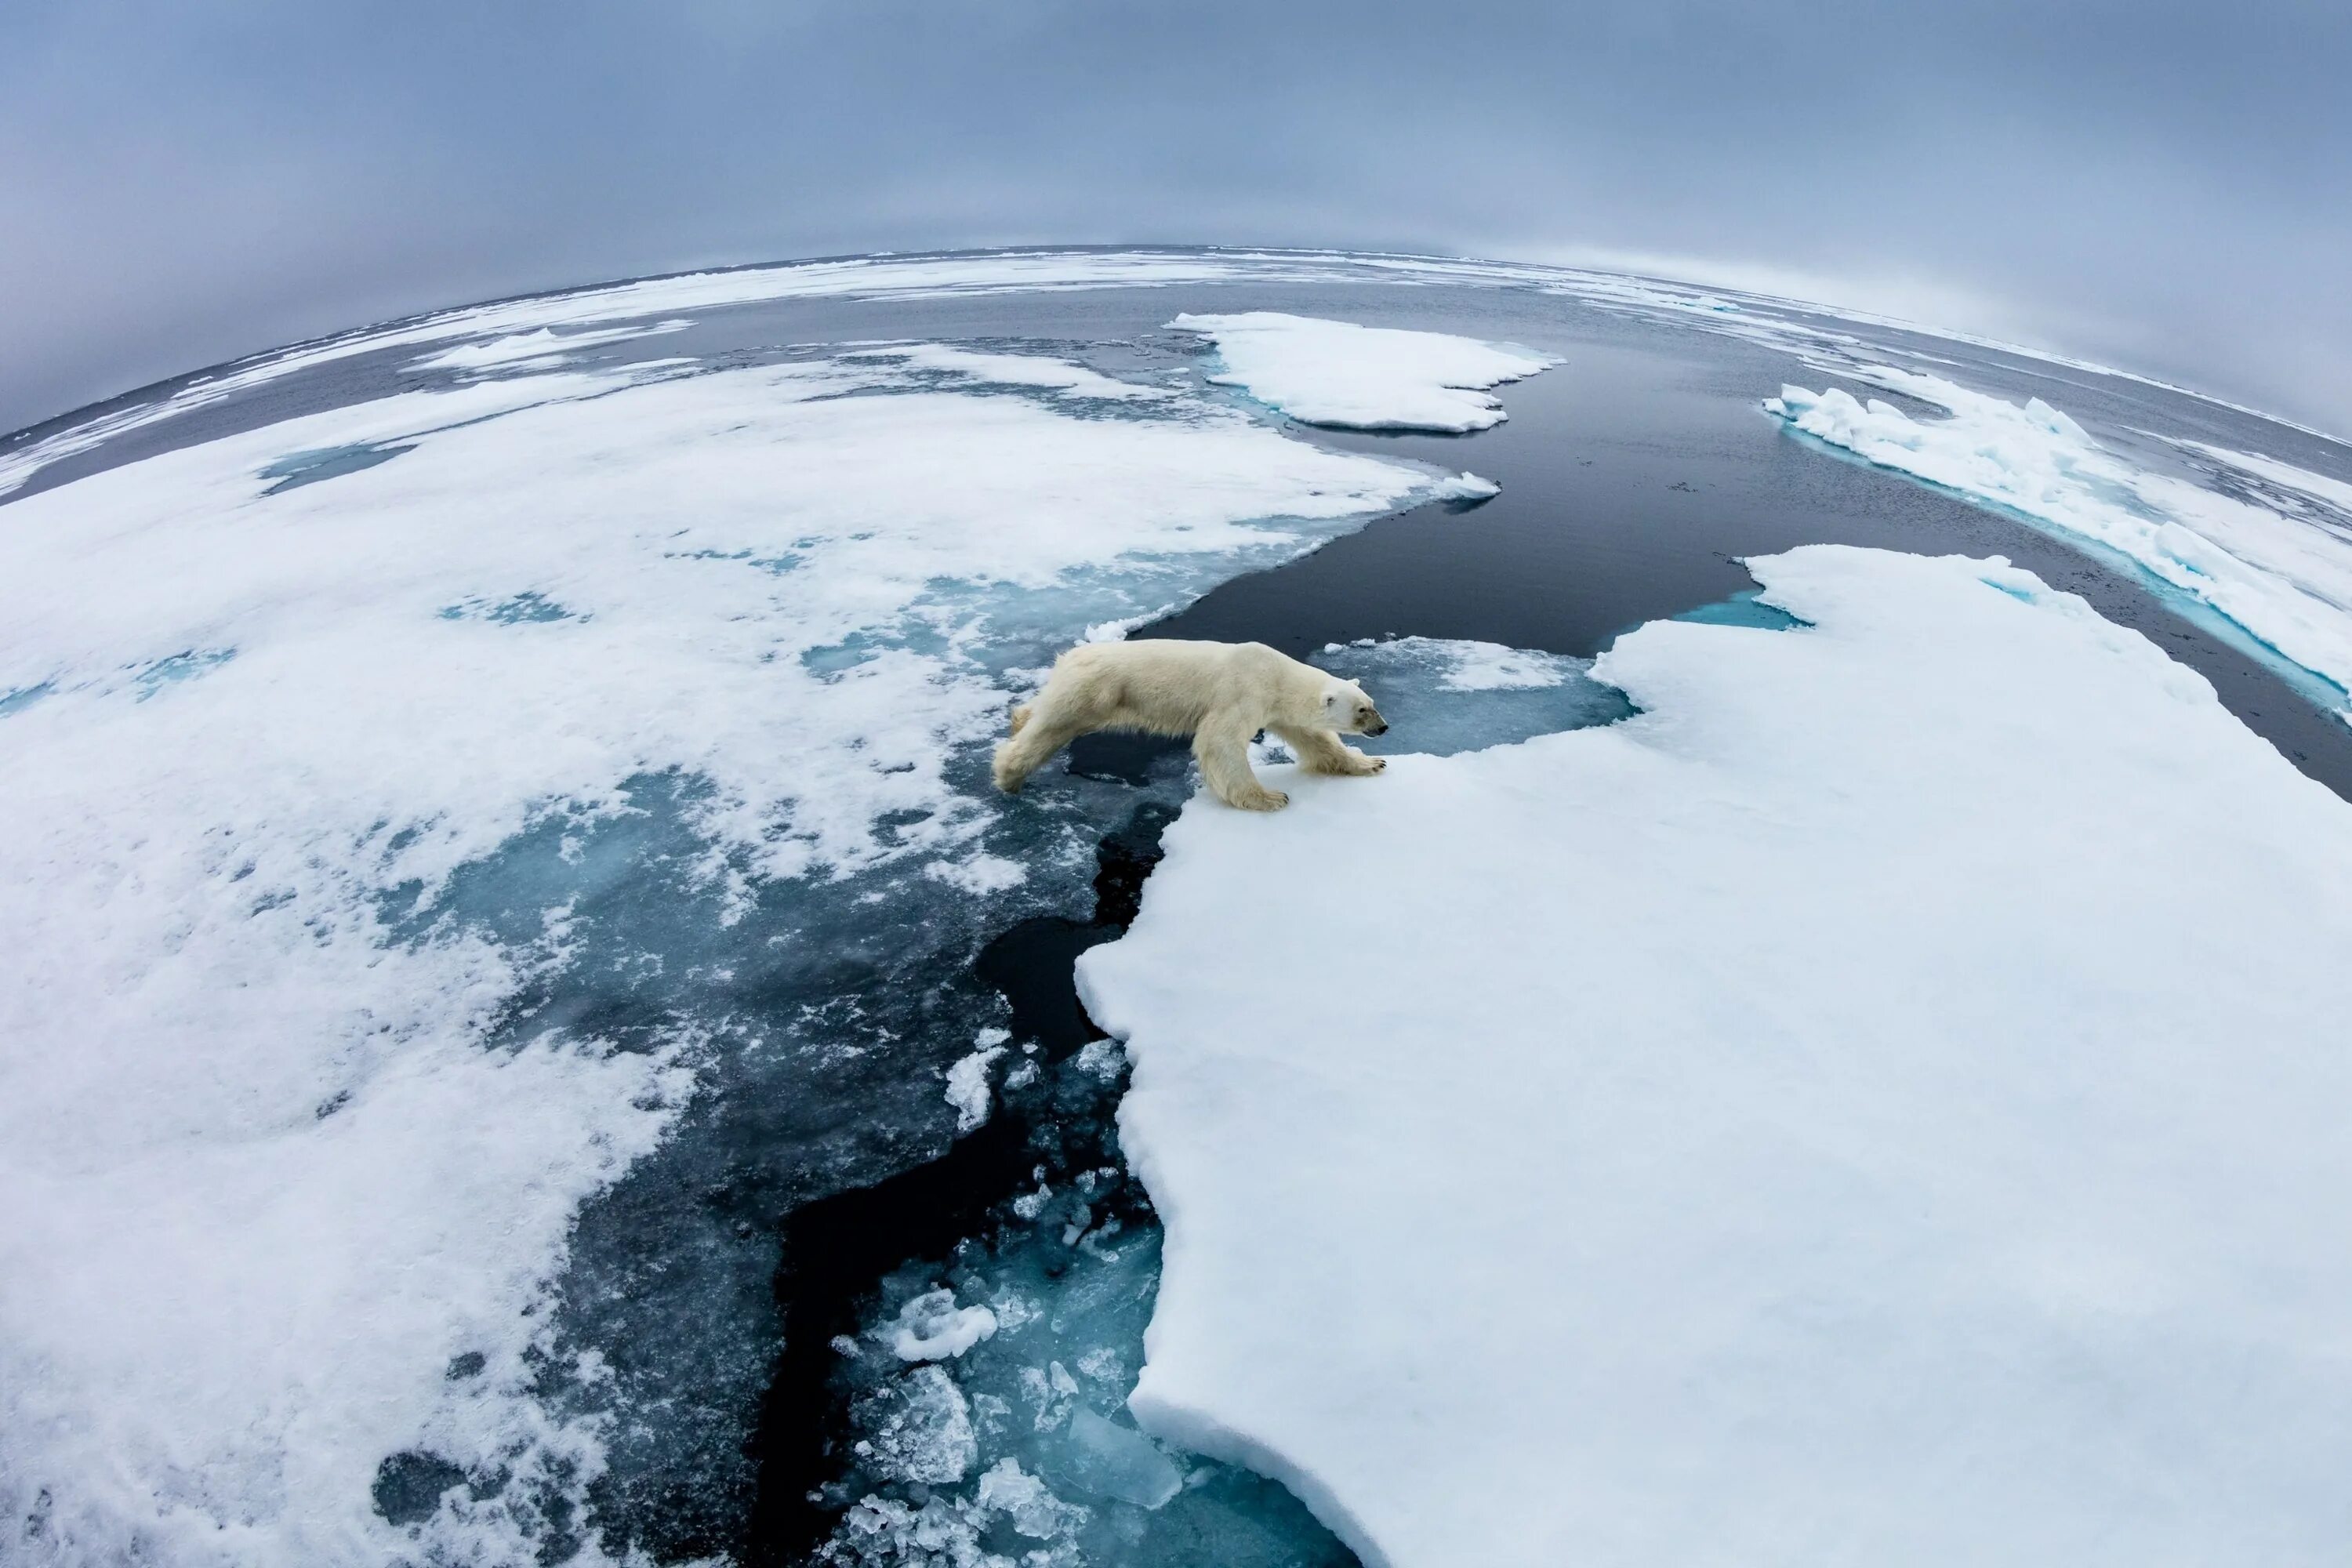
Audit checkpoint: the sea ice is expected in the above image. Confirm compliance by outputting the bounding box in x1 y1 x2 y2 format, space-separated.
1170 311 1557 432
2169 435 2352 523
891 1290 1000 1363
0 346 1468 1565
20 246 2338 506
946 1035 1013 1134
859 1366 978 1485
1312 637 1632 757
1767 370 2352 712
845 342 1176 401
1079 545 2352 1567
405 321 689 372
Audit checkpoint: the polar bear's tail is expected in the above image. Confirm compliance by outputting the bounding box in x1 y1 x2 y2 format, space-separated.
1007 703 1033 737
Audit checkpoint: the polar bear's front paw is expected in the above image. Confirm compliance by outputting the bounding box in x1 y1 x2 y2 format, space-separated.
1232 787 1288 811
1361 755 1386 774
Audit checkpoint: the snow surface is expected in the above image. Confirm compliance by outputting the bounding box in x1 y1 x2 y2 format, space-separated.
1769 370 2352 713
1078 545 2352 1568
1170 311 1556 432
0 347 1475 1565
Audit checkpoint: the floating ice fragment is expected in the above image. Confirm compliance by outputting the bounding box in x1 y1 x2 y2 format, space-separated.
890 1289 1000 1362
860 1365 978 1485
974 1457 1091 1540
1429 470 1501 502
945 1044 1010 1133
1045 1407 1183 1510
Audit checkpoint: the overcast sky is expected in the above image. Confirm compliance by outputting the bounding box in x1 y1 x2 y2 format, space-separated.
5 0 2347 437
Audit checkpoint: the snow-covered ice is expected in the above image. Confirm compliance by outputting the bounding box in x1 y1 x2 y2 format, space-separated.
1767 370 2352 713
890 1290 1001 1363
1079 545 2352 1567
0 346 1470 1564
1170 312 1557 432
945 1032 1014 1134
406 321 689 372
2171 435 2352 522
844 342 1177 401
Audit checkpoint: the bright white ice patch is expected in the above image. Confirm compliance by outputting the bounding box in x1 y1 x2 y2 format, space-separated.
0 349 1465 1565
845 343 1174 401
1767 370 2352 712
406 321 689 372
888 1290 1000 1363
944 1037 1011 1134
1171 312 1556 432
1079 546 2352 1567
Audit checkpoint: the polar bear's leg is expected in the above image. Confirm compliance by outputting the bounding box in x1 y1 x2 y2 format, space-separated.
993 683 1107 792
994 714 1080 792
1274 724 1386 778
1196 718 1287 811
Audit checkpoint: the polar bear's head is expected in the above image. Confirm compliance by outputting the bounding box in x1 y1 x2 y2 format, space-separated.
1322 679 1388 736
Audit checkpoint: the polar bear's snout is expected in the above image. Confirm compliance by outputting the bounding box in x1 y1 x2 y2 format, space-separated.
1363 710 1389 737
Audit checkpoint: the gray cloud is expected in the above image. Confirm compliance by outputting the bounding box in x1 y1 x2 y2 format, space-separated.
5 0 2347 435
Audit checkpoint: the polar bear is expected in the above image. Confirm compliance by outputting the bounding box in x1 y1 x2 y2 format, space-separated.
992 639 1388 811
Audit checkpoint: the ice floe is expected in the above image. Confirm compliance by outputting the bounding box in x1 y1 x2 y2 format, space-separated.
846 342 1176 401
1079 545 2352 1567
1769 368 2352 713
1171 311 1556 432
0 348 1467 1564
405 321 689 372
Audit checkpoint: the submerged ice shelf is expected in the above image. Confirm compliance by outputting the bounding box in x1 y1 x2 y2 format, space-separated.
1079 545 2352 1567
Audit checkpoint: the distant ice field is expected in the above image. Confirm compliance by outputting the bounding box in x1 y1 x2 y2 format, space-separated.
4 250 2350 1568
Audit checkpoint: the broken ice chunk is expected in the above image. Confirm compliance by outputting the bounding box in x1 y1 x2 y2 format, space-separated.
858 1364 977 1484
888 1287 1000 1361
943 1040 1008 1132
1045 1407 1183 1509
974 1457 1091 1540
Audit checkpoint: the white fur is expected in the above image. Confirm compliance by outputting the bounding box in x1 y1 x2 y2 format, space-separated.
993 640 1388 811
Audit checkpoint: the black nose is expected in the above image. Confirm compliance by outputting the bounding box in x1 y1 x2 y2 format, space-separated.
1367 721 1388 736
